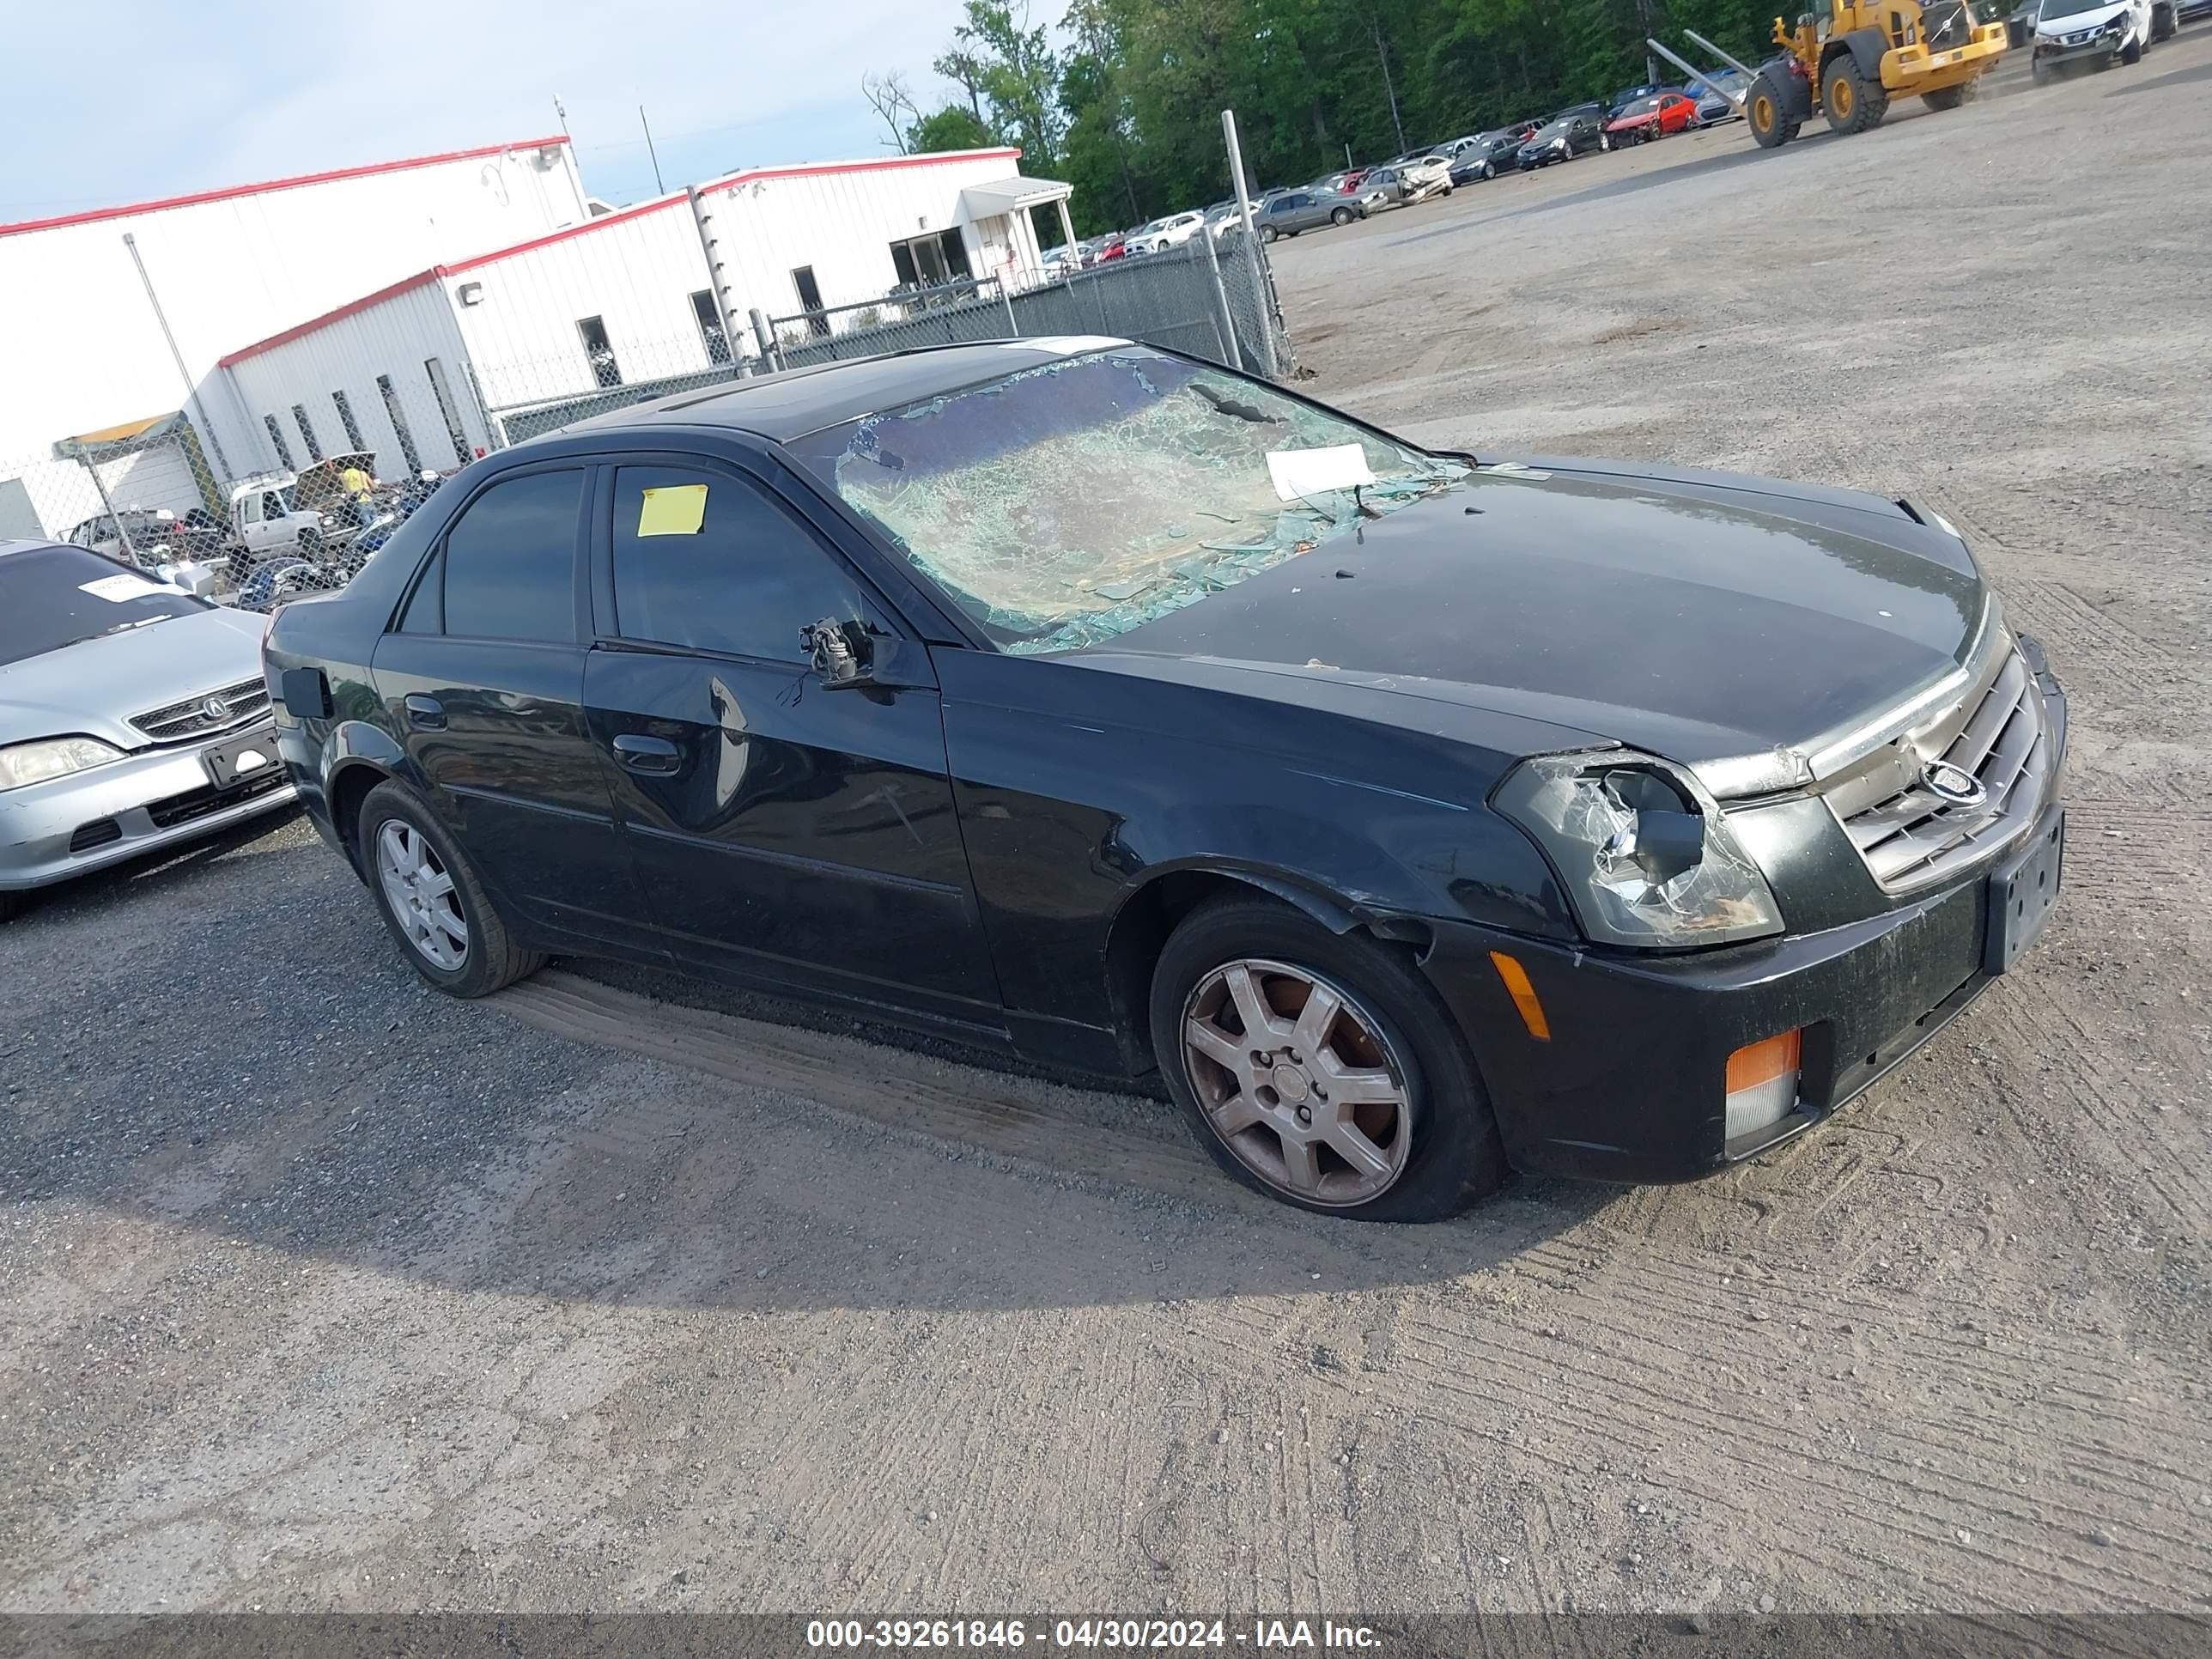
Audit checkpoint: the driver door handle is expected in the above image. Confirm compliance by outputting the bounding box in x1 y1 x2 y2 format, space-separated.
611 732 682 775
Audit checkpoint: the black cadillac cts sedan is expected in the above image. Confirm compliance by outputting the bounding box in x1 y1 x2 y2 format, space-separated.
264 339 2066 1220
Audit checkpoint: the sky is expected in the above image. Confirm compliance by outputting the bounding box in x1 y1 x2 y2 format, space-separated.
1 0 986 224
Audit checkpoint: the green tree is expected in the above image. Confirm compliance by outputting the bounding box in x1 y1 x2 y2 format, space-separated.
909 105 998 152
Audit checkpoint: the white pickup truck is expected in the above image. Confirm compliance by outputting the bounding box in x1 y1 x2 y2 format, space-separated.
225 453 387 568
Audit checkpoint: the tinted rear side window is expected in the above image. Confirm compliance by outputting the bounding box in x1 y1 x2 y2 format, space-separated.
441 470 583 641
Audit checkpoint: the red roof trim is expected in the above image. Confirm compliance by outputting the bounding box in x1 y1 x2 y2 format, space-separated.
0 136 573 240
216 270 445 368
209 146 1030 365
441 191 691 274
701 146 1021 199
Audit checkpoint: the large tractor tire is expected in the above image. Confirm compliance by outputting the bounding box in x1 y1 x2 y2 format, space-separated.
1823 58 1881 134
1747 72 1798 148
1922 84 1967 109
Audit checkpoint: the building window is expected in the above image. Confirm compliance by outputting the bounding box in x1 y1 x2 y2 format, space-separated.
377 374 423 475
577 315 621 386
690 290 732 366
263 414 295 471
789 268 830 337
887 231 973 293
332 390 366 452
423 357 474 467
291 403 324 463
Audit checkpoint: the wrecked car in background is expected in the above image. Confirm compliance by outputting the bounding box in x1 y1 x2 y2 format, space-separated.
265 340 2067 1220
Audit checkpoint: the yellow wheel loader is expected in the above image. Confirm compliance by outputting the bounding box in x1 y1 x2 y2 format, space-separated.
1744 0 2008 145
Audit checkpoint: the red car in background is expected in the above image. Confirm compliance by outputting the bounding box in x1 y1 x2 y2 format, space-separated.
1095 234 1131 262
1605 91 1700 143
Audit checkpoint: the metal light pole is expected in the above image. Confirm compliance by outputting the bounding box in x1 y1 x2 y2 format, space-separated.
122 232 234 483
688 185 752 378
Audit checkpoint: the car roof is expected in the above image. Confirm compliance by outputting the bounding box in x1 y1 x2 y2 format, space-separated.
0 538 72 559
557 339 1134 443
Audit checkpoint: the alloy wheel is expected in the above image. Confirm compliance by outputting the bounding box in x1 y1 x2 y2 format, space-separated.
1179 958 1413 1206
376 819 468 970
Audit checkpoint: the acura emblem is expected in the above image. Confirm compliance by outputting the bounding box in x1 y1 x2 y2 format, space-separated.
201 694 232 722
1923 759 1987 809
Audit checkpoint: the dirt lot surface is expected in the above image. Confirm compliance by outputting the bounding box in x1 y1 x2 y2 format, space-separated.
5 38 2211 1620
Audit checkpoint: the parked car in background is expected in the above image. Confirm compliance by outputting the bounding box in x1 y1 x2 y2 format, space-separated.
0 538 295 920
1360 155 1455 207
64 507 226 572
2030 0 2165 77
1204 200 1262 239
1128 211 1208 253
266 338 2069 1220
1449 126 1540 182
1254 189 1366 240
1606 90 1703 142
1689 68 1752 122
1604 81 1675 118
1518 110 1612 166
1310 170 1370 198
1094 233 1132 262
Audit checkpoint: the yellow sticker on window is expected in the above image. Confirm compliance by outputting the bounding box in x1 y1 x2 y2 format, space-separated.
637 483 708 537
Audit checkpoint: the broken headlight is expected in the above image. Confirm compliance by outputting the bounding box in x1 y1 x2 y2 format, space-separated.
1493 750 1784 950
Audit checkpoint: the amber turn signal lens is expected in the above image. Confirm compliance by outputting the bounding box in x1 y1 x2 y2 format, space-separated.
1725 1029 1802 1092
1724 1028 1802 1141
1488 951 1552 1042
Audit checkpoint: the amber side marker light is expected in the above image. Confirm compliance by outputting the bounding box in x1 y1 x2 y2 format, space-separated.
1488 951 1552 1041
1725 1028 1803 1141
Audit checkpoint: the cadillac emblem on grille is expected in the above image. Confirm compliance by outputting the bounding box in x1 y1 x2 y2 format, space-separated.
1923 759 1988 808
201 695 232 722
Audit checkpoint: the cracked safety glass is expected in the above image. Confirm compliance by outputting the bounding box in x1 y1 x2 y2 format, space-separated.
785 349 1466 653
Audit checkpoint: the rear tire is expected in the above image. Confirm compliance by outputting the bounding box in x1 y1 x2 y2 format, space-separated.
1148 896 1506 1221
2152 3 2174 40
1747 72 1796 147
357 780 544 998
1824 58 1879 134
1922 84 1966 109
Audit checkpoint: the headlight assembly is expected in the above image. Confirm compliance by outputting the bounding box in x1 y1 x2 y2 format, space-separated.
0 736 125 792
1494 750 1785 950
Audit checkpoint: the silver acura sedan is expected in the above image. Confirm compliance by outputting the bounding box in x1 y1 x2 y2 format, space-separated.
0 538 295 919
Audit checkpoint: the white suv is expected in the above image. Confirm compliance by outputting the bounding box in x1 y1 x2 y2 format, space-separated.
2031 0 2171 80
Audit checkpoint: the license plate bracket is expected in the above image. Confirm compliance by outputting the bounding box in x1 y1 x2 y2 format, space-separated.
202 728 281 791
1983 808 2064 975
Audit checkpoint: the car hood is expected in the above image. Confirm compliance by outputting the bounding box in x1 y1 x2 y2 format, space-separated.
0 605 266 750
2038 3 2128 28
1077 466 1987 797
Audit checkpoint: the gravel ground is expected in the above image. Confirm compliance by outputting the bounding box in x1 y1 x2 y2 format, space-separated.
5 36 2212 1619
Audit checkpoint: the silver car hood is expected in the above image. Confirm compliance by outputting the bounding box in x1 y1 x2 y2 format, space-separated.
0 605 266 750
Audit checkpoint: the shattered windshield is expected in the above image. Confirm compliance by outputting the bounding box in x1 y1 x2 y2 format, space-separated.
785 349 1466 654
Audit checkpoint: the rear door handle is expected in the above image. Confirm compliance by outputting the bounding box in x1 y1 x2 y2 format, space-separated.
611 732 682 774
404 694 446 730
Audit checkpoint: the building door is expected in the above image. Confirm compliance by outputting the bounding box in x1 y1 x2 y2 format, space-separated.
790 267 830 337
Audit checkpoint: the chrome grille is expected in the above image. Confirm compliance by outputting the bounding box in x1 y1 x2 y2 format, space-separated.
131 677 270 743
1831 647 2051 893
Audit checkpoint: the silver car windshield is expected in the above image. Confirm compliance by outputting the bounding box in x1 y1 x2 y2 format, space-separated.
1 545 204 667
787 349 1467 654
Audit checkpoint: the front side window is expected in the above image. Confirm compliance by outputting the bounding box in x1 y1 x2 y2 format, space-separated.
787 348 1463 655
609 465 871 664
440 469 585 642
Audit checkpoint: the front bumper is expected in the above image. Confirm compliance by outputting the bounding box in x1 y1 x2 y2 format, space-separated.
2034 31 2128 59
0 723 296 892
1420 679 2069 1186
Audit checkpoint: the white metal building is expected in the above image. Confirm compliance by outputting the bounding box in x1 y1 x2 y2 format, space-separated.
215 148 1076 459
0 136 590 535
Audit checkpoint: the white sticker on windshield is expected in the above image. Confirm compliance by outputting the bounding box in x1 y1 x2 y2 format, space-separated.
79 574 177 603
1267 444 1376 504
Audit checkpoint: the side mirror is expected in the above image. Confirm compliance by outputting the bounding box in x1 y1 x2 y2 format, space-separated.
803 616 871 689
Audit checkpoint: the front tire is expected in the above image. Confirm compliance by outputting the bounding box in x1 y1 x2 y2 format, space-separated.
358 781 544 998
1149 896 1505 1220
2120 28 2142 60
1824 58 1879 133
1330 205 1354 225
1480 158 1495 179
1260 224 1279 244
1747 73 1796 147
